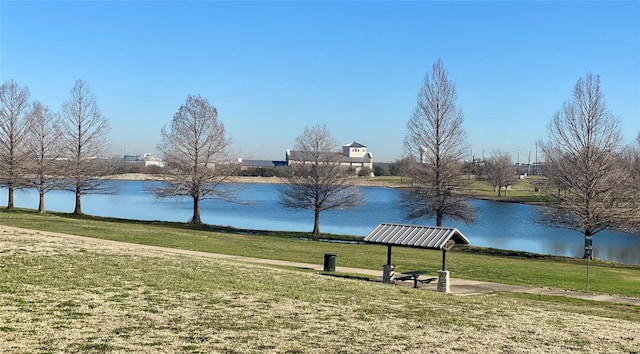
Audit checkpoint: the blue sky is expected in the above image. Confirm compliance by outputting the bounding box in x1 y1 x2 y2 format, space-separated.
1 1 638 163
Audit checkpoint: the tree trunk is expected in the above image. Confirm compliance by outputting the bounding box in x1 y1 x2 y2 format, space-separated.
312 208 320 234
584 230 594 260
7 185 14 210
38 189 46 214
436 211 443 227
191 195 202 224
73 190 82 214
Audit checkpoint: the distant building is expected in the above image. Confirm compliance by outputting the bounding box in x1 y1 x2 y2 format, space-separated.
143 153 165 168
122 153 165 167
240 159 278 169
122 154 143 162
284 141 374 175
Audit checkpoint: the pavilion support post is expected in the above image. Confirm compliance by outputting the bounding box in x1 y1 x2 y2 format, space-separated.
382 245 395 284
437 270 450 293
437 250 450 293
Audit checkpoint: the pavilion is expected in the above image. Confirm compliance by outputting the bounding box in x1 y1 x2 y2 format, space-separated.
364 223 470 292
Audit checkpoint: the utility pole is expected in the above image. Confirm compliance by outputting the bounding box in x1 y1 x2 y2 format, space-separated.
535 141 538 175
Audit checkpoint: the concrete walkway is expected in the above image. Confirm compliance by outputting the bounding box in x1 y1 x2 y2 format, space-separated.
4 225 639 306
231 258 640 306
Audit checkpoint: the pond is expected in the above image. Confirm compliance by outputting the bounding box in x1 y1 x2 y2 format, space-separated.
6 180 640 264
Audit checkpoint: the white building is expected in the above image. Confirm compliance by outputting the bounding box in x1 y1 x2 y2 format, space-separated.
285 141 374 175
143 153 165 168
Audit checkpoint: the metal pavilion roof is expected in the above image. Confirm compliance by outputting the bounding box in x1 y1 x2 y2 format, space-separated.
364 223 469 250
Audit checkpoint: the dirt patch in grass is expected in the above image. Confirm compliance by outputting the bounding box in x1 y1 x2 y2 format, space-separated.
0 228 638 353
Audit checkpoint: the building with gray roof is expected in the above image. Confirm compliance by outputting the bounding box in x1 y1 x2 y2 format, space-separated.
285 141 374 175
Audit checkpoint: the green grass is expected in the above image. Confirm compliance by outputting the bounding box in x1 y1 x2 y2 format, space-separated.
0 230 638 352
363 175 554 203
463 176 553 203
0 208 638 298
498 292 640 322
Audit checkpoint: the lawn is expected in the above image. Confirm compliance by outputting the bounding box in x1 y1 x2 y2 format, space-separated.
461 175 553 203
0 228 638 353
0 209 639 299
361 174 553 203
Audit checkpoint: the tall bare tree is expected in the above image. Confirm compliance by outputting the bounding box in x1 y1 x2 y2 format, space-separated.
620 132 640 231
402 59 475 226
485 151 519 197
632 132 640 196
278 124 364 235
539 73 636 258
154 94 238 225
59 79 113 215
24 101 63 213
0 80 30 210
633 133 640 221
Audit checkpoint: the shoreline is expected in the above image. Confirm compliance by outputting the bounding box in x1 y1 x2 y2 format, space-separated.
106 173 408 187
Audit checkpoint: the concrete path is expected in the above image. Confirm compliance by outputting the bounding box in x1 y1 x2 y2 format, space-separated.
255 262 640 306
4 225 639 306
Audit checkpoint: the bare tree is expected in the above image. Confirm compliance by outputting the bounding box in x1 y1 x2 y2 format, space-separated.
485 151 519 197
278 124 364 235
620 131 640 231
0 80 30 210
402 59 475 226
539 73 636 258
632 132 640 176
59 79 113 215
389 157 414 184
24 101 63 213
632 132 640 193
153 94 238 225
633 133 640 221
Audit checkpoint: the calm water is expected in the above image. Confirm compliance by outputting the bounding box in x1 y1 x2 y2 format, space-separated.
6 181 640 264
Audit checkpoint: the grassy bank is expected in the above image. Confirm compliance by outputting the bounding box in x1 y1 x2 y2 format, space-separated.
0 209 638 299
1 227 638 353
357 174 550 200
463 176 553 203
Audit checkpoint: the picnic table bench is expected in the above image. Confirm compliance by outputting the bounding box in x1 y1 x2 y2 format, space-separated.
394 271 437 288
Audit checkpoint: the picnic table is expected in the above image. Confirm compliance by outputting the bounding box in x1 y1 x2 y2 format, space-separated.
395 271 437 288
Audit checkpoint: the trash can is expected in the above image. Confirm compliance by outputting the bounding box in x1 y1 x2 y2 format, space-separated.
323 253 336 272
